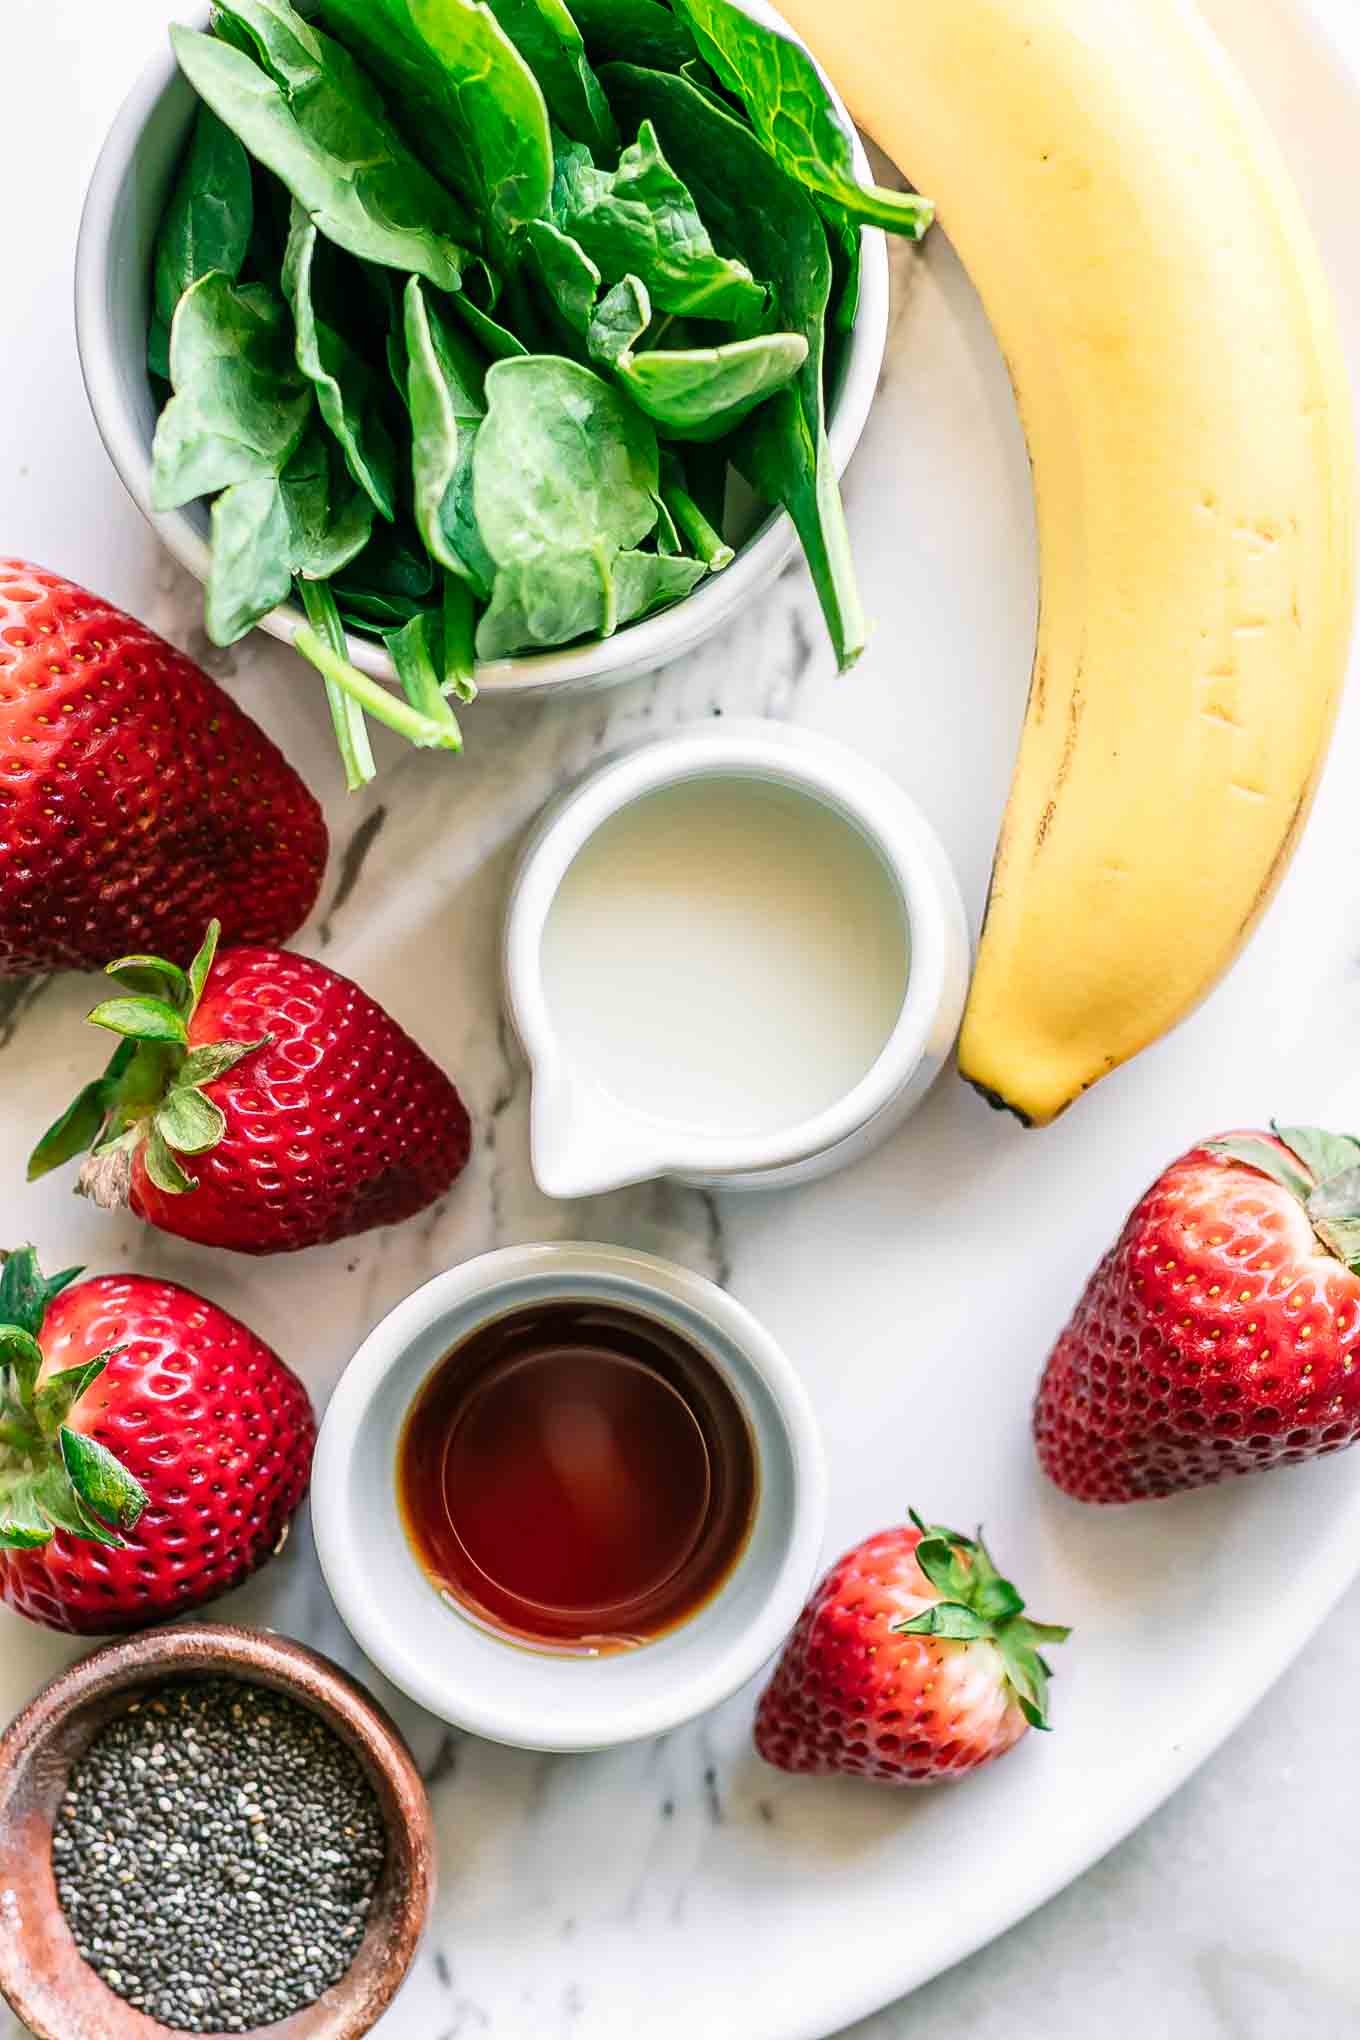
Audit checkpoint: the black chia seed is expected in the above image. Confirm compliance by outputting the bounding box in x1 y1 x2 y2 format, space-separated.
52 1677 386 2034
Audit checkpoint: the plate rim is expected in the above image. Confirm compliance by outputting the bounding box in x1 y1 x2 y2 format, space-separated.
789 4 1360 2030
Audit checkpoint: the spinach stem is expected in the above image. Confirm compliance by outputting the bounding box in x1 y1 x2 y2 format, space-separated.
661 480 735 571
293 625 463 754
384 616 464 749
441 574 478 703
296 580 376 792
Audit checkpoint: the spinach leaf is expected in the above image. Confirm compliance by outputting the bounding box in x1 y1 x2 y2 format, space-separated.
550 121 765 326
522 219 601 336
475 551 605 656
651 486 682 554
564 0 698 74
475 543 703 655
335 524 437 611
473 354 661 655
670 0 933 237
149 106 254 379
402 276 493 592
482 0 617 155
587 275 805 437
337 591 424 630
449 292 530 360
277 418 376 578
151 274 311 510
602 65 862 665
825 208 861 336
613 548 706 620
213 0 367 97
282 205 399 518
206 417 373 643
313 0 552 238
473 354 658 570
170 22 475 290
205 478 294 642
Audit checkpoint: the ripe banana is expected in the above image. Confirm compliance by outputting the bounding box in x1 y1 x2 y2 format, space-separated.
777 0 1355 1124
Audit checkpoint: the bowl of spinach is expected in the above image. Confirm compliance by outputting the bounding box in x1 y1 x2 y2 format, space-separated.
77 0 928 784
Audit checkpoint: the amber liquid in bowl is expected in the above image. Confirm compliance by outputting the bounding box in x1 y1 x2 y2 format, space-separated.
397 1301 758 1653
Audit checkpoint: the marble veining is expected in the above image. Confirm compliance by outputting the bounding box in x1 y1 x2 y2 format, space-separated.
5 2 1360 2037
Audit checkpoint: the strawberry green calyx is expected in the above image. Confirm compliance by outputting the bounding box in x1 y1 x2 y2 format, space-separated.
1206 1125 1360 1276
0 1247 146 1551
897 1510 1070 1730
26 922 268 1206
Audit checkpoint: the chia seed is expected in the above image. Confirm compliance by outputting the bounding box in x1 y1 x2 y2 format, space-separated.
52 1678 386 2034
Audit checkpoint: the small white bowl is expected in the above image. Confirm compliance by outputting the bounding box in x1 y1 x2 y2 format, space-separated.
311 1244 827 1752
505 721 971 1195
73 1 888 699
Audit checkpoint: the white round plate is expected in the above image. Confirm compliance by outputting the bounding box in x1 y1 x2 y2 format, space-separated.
1 3 1359 2038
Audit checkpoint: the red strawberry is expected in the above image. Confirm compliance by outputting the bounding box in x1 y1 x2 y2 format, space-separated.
1035 1124 1360 1503
0 560 327 976
0 1247 314 1633
754 1513 1067 1786
28 922 472 1256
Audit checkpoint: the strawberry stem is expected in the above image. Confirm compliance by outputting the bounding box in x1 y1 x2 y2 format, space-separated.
0 1249 146 1551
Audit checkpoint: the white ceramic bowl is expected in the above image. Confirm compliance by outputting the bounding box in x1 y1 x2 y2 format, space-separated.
74 2 889 699
505 720 971 1194
311 1244 827 1751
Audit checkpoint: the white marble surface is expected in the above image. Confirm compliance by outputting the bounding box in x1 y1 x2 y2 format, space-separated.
4 1 1360 2035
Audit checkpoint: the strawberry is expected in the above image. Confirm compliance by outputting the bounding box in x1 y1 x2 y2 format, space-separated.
28 922 472 1256
0 1246 313 1633
1035 1124 1360 1503
0 559 327 976
754 1513 1068 1786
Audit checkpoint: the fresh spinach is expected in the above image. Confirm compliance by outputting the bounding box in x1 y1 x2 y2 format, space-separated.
275 418 376 578
151 274 312 510
152 0 927 770
483 0 617 155
282 206 399 519
602 64 862 666
671 0 934 237
206 417 373 644
613 548 706 622
402 276 493 592
149 106 254 380
550 121 765 327
473 354 659 567
448 292 530 361
825 209 862 336
170 22 475 289
475 552 606 656
313 0 552 238
335 525 437 611
472 354 661 654
522 219 601 337
564 0 698 74
587 274 805 438
651 487 682 554
475 544 703 656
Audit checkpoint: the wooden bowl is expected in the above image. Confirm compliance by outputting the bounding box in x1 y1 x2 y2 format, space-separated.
0 1624 436 2040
